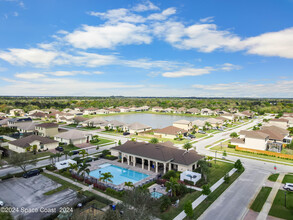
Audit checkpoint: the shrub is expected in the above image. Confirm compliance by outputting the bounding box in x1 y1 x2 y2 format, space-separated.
228 144 236 148
224 173 230 183
159 195 171 212
156 179 167 186
106 188 124 197
162 170 177 180
105 155 118 160
183 179 194 186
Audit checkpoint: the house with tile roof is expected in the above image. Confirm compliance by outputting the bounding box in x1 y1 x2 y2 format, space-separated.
35 123 59 137
154 126 188 139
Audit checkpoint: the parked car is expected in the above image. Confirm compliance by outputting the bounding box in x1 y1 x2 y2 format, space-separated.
76 125 83 128
283 183 293 191
72 150 80 155
55 146 64 152
123 132 130 136
0 201 4 207
188 134 195 138
23 169 40 178
198 130 206 134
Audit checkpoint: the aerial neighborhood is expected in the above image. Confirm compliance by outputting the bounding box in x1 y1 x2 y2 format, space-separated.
0 98 292 220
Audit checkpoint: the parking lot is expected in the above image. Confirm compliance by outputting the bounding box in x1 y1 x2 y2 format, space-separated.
0 174 80 219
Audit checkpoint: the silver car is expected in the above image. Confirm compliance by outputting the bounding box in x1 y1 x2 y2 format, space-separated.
283 183 293 191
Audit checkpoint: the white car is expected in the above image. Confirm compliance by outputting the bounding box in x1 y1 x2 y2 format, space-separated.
283 183 293 191
0 201 4 207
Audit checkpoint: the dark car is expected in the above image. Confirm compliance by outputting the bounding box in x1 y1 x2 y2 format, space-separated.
23 169 40 178
188 134 195 138
72 150 80 155
123 132 130 136
55 146 64 152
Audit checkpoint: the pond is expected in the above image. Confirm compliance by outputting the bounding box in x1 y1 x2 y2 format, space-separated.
100 113 206 129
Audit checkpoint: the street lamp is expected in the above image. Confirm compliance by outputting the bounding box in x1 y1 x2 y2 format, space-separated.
215 151 217 164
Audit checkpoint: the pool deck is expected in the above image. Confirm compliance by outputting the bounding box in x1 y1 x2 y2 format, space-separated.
88 159 159 190
148 183 168 195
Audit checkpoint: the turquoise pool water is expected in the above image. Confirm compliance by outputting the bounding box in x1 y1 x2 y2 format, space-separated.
151 191 163 198
89 163 149 185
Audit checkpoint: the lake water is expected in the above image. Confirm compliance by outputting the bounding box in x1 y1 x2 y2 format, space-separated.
100 113 206 129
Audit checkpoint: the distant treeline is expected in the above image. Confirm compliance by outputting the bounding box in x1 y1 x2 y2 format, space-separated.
0 97 292 114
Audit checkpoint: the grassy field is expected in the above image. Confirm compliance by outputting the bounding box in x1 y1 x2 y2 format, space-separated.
268 174 279 182
282 174 293 184
62 144 80 151
42 173 82 192
192 169 244 219
207 161 234 186
160 191 202 220
43 185 67 195
269 190 293 219
91 138 114 146
210 143 293 165
130 134 191 144
250 187 272 212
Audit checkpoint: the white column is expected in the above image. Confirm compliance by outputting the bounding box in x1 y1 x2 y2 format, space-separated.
121 154 124 163
155 161 158 173
163 163 166 174
169 163 171 171
148 160 151 171
142 158 144 170
133 156 136 167
127 155 130 165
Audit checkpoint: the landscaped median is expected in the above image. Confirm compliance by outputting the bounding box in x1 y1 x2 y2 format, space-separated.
250 187 272 212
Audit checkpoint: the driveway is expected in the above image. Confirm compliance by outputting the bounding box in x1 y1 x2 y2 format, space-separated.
0 175 80 219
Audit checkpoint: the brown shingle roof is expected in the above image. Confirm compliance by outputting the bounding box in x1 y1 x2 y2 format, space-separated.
9 135 57 148
36 123 58 128
112 141 204 165
155 126 188 136
270 118 289 122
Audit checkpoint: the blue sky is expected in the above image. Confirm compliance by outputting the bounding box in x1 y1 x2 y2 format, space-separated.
0 0 292 97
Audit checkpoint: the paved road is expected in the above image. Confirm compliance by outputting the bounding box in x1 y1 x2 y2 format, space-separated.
195 118 293 220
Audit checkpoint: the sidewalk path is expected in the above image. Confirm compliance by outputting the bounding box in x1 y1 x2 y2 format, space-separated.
44 170 121 204
256 173 285 220
174 168 237 220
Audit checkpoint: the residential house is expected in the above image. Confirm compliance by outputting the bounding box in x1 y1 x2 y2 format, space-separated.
8 135 58 153
54 130 92 145
173 120 192 131
35 123 59 137
186 108 200 114
29 112 48 120
191 120 206 130
152 106 163 112
201 108 215 116
118 107 130 112
163 108 174 113
280 116 293 127
206 118 223 128
221 113 235 121
16 122 37 134
176 107 187 114
8 118 32 128
231 130 269 151
83 108 98 115
241 110 254 118
111 141 204 173
108 108 121 114
9 109 25 117
82 118 108 128
154 126 188 139
72 116 88 125
234 112 246 120
108 120 127 130
126 122 152 134
268 118 289 129
0 112 6 117
96 109 110 114
0 118 10 127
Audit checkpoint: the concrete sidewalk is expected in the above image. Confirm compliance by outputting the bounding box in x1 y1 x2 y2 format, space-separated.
44 170 121 204
256 173 285 220
174 168 237 220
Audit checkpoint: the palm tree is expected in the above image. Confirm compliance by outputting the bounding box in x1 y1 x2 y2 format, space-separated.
79 149 88 159
165 177 180 197
99 172 113 184
149 138 159 144
183 142 192 152
55 153 62 162
68 151 74 158
63 150 69 160
124 181 134 190
68 162 78 172
78 160 91 179
205 122 211 130
49 155 55 165
198 160 210 183
192 125 198 134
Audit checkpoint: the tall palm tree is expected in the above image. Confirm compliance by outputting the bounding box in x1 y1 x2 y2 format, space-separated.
183 142 192 152
79 149 88 159
124 181 134 190
99 172 113 184
78 160 91 179
49 155 55 165
63 150 69 160
68 162 78 171
192 124 198 133
165 177 180 197
205 122 211 130
68 151 73 158
55 153 62 162
198 160 210 183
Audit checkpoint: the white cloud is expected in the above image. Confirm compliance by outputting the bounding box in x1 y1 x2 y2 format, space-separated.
147 8 176 21
65 23 152 49
162 67 214 78
132 1 159 12
191 80 293 97
199 16 214 23
218 63 242 71
15 73 45 79
0 48 58 66
243 27 293 59
122 58 178 70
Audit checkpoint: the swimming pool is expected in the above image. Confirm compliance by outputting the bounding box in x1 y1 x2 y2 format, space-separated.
89 163 149 185
151 191 163 199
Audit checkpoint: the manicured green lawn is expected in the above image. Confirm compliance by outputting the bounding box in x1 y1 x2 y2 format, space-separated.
80 126 100 130
42 173 82 192
250 187 272 212
269 190 293 219
44 185 67 195
91 138 114 146
160 191 202 220
268 174 279 182
282 174 293 184
26 151 54 159
192 169 244 219
62 145 80 151
210 144 293 165
207 161 234 186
